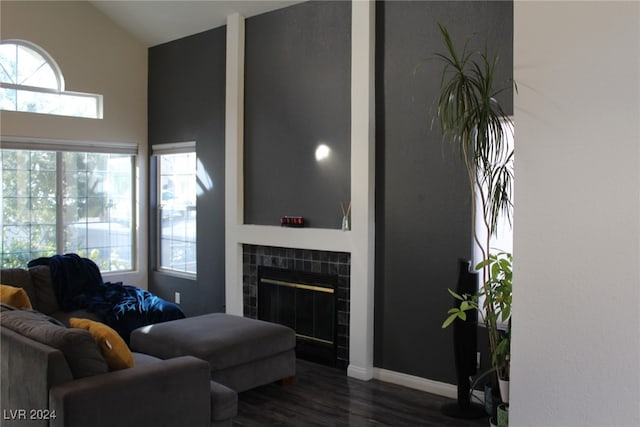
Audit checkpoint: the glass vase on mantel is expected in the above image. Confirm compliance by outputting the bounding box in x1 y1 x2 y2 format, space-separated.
341 215 350 231
340 201 351 231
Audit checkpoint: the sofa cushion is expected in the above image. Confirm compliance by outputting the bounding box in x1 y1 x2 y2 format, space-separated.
0 284 33 309
70 318 134 371
0 268 37 308
29 265 60 315
51 308 103 327
0 303 16 312
0 309 108 378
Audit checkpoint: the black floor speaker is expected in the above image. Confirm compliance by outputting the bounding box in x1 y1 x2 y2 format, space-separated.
441 259 486 419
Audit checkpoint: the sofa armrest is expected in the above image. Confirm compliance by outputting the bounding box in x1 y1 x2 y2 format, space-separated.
49 356 211 427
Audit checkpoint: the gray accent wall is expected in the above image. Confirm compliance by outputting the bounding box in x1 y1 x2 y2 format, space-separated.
374 1 513 383
144 0 513 384
147 27 227 316
244 1 351 229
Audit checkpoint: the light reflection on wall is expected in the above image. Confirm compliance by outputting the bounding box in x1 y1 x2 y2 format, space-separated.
196 158 213 196
315 143 330 162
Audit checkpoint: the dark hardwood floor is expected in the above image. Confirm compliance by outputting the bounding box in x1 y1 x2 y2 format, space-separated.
233 359 490 426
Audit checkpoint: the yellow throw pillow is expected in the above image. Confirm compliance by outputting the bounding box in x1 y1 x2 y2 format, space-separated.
69 318 134 371
0 284 33 309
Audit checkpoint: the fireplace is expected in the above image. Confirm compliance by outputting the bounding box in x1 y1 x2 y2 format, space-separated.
242 245 350 370
258 266 337 366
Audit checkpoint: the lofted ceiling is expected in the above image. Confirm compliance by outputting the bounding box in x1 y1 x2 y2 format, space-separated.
89 0 305 47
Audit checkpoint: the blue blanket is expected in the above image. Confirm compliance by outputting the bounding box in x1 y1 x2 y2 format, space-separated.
28 254 185 343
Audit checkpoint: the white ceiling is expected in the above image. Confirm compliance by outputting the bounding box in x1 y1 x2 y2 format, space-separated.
89 0 305 47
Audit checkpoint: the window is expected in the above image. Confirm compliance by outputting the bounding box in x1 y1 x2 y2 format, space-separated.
474 119 514 260
1 147 135 272
155 145 197 276
0 40 102 119
484 119 514 256
474 119 514 306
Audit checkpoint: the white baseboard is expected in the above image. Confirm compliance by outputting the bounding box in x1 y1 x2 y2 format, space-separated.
372 368 485 404
373 368 457 398
347 364 374 381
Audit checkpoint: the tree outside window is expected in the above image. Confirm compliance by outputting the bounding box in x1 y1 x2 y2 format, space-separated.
157 152 197 276
1 149 135 271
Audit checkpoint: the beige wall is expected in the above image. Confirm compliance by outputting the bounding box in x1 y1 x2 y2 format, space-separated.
0 1 149 287
511 1 640 425
0 0 147 144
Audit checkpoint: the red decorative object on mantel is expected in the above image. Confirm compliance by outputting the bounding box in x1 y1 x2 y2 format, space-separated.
280 216 305 227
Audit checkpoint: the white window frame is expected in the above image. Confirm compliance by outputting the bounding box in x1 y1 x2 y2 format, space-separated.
153 142 197 278
1 136 139 277
0 40 103 119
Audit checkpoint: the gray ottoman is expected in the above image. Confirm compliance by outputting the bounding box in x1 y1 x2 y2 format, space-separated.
130 313 296 392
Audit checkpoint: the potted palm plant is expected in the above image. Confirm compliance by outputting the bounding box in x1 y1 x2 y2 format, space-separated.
434 23 514 407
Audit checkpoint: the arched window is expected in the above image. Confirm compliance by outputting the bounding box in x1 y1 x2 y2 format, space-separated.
0 40 102 119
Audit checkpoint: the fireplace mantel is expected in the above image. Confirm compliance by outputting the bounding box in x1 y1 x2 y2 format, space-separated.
234 224 350 253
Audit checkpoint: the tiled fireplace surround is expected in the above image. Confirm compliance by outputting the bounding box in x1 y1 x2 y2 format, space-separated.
242 244 351 370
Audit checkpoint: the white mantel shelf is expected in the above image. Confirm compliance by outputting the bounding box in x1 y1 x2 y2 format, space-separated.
234 224 351 253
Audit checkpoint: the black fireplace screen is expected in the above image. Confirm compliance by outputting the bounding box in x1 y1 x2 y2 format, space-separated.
258 266 337 367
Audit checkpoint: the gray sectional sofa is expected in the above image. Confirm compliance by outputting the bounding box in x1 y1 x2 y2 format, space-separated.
0 267 237 427
1 266 103 326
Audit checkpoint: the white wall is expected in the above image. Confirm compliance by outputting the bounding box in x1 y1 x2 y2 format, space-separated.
0 1 148 287
511 2 640 426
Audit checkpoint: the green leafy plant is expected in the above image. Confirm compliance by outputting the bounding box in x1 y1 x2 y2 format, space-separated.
444 252 512 380
434 23 514 386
